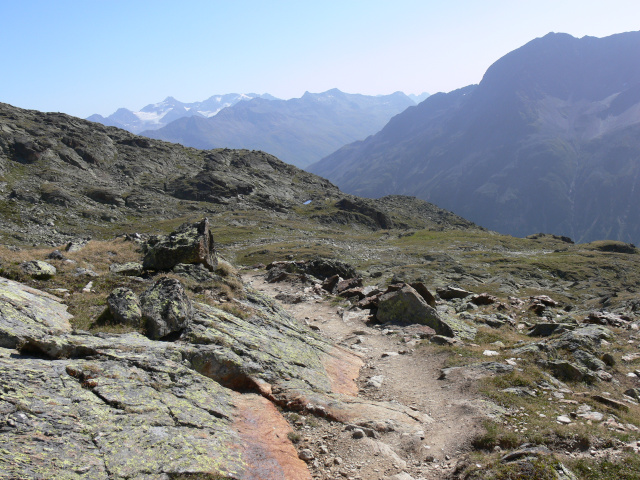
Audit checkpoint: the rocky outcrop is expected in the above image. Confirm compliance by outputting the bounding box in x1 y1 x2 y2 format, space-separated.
0 271 433 478
143 218 217 271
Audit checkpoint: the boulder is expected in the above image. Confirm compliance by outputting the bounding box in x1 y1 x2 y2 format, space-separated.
528 322 573 337
530 295 559 307
65 238 89 252
143 218 217 271
20 260 56 279
409 282 436 307
140 278 193 340
471 293 498 305
321 274 340 292
377 285 475 338
107 287 142 326
584 311 629 327
305 258 356 280
109 262 143 276
335 277 362 294
436 285 471 300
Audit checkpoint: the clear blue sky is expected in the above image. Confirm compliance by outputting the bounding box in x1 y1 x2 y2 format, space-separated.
2 0 639 118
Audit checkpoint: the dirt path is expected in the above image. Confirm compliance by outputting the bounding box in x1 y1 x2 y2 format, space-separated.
243 271 488 480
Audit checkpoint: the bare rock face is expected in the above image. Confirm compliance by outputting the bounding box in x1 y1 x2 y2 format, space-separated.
140 277 193 340
143 218 217 271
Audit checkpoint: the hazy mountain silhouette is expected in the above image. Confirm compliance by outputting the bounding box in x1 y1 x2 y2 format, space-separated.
309 32 640 244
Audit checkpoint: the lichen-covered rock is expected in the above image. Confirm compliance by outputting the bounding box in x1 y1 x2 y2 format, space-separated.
107 287 142 326
109 262 143 276
143 218 217 271
0 277 72 348
376 285 475 339
550 325 612 352
140 277 193 340
20 260 56 279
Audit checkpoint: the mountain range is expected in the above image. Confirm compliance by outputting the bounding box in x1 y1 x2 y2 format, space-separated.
309 31 640 244
140 89 419 168
86 93 277 134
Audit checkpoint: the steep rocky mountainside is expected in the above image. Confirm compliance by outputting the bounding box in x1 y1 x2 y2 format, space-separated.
142 89 416 168
87 93 277 134
2 103 640 479
309 31 640 245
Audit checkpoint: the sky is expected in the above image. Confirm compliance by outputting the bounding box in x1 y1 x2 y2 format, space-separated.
2 0 640 118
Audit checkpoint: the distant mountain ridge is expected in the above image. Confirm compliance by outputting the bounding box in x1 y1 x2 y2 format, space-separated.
141 89 420 168
309 31 640 244
87 93 277 134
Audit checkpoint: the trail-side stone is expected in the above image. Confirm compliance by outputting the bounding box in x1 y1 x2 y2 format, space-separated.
335 277 362 294
143 218 217 271
140 277 193 340
377 285 453 336
501 445 551 463
0 277 72 348
107 287 142 326
306 258 356 280
109 262 143 276
20 260 56 279
321 274 340 292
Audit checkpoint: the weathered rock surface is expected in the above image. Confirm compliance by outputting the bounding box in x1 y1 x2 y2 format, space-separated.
140 277 193 340
0 273 435 478
107 287 142 326
0 277 72 348
109 262 144 276
20 260 56 279
143 218 217 271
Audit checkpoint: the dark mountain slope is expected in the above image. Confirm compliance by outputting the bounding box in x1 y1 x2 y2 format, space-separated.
309 31 640 244
0 102 476 246
142 89 416 168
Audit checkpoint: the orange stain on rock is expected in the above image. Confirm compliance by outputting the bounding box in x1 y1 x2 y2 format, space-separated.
233 392 312 480
322 345 363 396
